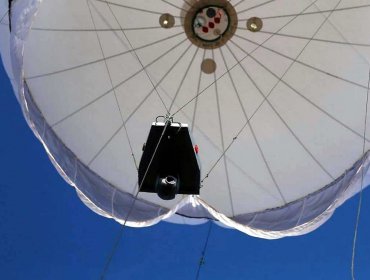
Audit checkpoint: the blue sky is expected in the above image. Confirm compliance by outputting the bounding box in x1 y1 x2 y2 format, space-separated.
1 60 370 280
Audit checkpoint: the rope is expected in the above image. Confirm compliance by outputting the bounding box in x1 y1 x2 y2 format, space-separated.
99 120 171 280
195 222 213 280
351 68 370 280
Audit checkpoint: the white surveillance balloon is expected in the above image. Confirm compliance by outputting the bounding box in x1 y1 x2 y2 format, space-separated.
1 0 370 239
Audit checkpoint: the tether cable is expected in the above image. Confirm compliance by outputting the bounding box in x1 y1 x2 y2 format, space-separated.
99 120 171 280
351 68 370 280
195 221 213 280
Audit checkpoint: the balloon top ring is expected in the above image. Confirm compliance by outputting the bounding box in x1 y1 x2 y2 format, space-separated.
183 0 238 49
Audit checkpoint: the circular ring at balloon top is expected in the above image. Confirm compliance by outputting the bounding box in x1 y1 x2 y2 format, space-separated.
183 0 238 49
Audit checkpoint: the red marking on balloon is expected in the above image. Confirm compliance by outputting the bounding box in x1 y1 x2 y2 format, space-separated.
202 26 209 33
209 22 215 28
194 145 199 154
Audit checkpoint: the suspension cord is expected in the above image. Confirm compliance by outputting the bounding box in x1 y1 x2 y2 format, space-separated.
195 221 214 280
351 68 370 280
99 119 172 280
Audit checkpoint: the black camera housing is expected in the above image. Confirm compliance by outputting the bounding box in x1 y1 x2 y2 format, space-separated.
139 122 200 200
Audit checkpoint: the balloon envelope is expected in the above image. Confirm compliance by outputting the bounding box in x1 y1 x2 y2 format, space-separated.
1 0 370 238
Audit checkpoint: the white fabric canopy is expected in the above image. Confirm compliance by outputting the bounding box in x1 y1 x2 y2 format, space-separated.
1 0 370 238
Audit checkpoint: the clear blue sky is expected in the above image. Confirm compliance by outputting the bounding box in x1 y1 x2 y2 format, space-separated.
1 60 370 280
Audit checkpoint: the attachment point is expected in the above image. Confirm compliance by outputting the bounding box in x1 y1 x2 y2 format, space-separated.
201 58 217 74
160 13 175 29
247 17 263 32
